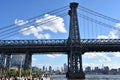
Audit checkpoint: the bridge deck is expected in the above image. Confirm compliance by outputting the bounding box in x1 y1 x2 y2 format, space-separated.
0 39 120 53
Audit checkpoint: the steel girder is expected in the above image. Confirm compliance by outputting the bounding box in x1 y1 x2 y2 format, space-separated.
0 39 119 53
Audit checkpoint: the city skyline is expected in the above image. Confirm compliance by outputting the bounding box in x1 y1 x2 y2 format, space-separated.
1 0 120 69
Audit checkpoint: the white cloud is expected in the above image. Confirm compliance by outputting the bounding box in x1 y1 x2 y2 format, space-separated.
46 54 61 58
84 23 120 63
97 30 118 39
36 14 67 33
113 52 120 57
97 23 120 39
84 52 111 62
46 54 55 58
15 19 28 26
15 14 67 39
97 35 108 39
19 26 50 39
32 57 37 61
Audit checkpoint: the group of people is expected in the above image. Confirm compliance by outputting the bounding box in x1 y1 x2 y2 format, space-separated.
0 76 42 80
0 75 51 80
0 76 17 80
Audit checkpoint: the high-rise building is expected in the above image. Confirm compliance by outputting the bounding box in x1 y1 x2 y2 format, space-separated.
85 66 91 72
43 66 45 71
61 67 64 72
103 66 109 74
103 66 109 71
63 63 68 73
49 66 52 72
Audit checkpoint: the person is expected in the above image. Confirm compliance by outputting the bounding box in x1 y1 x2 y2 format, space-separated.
14 76 17 80
40 74 44 80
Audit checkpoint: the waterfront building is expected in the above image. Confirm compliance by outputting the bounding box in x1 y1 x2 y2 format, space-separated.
85 66 91 72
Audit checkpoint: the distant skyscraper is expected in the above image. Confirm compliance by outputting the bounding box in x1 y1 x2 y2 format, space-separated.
46 67 47 71
63 63 68 73
94 67 99 71
49 66 52 72
85 66 91 72
61 67 64 72
103 66 109 71
43 66 45 71
103 66 109 74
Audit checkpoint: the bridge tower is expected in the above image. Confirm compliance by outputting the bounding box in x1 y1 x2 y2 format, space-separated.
67 2 85 79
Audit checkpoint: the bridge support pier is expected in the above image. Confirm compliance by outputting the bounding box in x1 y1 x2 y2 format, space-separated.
0 54 6 76
24 53 32 70
0 54 5 68
66 51 85 79
6 54 11 72
66 72 85 79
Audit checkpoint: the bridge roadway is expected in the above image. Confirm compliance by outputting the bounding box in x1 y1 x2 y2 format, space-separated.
0 39 120 53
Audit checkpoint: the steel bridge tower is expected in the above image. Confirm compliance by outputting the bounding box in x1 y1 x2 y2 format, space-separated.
66 2 85 79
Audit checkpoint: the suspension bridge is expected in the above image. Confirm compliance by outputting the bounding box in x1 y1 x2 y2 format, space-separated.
0 2 120 79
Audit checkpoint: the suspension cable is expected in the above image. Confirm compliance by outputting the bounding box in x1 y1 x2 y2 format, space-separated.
78 5 120 23
1 13 68 39
78 13 120 31
0 6 68 39
0 5 68 32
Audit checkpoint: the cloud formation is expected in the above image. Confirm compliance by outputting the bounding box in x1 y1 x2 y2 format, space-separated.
15 19 28 26
15 14 67 39
97 23 120 39
84 23 120 63
46 54 61 58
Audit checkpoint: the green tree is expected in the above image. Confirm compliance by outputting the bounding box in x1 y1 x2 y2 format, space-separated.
21 69 31 76
1 69 7 76
36 70 42 77
8 69 17 76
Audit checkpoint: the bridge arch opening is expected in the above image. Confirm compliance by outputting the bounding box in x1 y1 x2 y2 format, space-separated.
32 53 67 73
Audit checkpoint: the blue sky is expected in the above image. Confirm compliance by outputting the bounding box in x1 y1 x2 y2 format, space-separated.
1 0 120 70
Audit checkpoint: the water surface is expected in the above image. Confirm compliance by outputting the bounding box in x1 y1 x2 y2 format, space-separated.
52 74 120 80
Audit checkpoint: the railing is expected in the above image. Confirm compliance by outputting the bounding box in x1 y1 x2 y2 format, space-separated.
0 39 68 46
0 39 120 46
81 39 120 45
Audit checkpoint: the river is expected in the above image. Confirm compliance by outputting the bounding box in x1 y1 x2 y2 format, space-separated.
51 74 120 80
